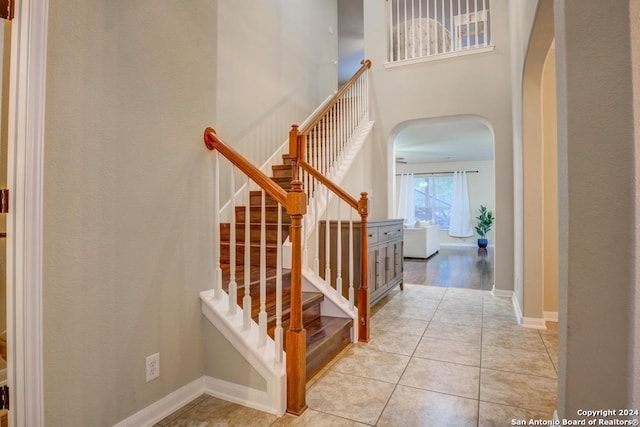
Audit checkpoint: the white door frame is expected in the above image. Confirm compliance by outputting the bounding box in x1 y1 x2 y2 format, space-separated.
6 0 48 425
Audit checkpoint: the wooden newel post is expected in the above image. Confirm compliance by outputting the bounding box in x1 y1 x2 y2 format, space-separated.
289 125 299 160
285 180 308 415
357 192 370 343
289 125 301 181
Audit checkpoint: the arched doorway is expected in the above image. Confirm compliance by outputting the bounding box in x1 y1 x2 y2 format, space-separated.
390 114 496 290
521 0 557 328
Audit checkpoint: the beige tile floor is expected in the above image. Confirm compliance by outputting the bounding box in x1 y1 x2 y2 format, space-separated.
155 284 558 426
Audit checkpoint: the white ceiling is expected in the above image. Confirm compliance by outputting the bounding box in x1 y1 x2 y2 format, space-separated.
394 116 494 164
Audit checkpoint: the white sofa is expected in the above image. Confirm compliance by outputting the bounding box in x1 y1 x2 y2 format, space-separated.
404 222 440 259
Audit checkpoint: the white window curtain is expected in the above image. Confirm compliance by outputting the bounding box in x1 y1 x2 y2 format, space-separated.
397 173 415 225
448 171 474 237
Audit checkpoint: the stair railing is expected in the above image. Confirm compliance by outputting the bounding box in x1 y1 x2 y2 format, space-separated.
288 59 372 343
204 127 308 416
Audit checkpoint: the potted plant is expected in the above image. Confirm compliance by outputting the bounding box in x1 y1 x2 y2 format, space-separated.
474 205 494 248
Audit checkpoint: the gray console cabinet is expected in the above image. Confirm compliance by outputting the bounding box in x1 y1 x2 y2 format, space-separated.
319 219 404 306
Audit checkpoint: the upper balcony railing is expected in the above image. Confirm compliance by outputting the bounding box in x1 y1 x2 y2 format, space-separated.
387 0 493 65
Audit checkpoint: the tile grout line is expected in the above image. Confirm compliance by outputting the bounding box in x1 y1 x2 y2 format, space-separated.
371 285 445 426
477 291 486 427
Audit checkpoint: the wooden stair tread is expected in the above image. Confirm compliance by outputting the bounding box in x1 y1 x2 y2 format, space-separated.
217 147 355 386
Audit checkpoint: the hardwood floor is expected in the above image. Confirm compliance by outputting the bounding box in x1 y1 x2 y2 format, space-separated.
403 245 494 290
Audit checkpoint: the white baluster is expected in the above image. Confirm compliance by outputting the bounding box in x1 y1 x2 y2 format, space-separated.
214 152 222 300
324 187 331 284
390 0 395 61
275 204 283 364
315 126 320 173
441 0 445 53
466 0 470 49
419 0 423 55
449 0 454 52
434 0 439 54
403 0 408 60
243 177 252 330
483 0 487 47
336 202 343 297
396 0 401 60
315 181 321 276
427 0 431 56
488 0 491 45
411 0 415 58
471 0 476 48
228 166 237 315
458 0 462 50
259 190 267 346
333 106 337 172
365 69 370 121
348 208 354 309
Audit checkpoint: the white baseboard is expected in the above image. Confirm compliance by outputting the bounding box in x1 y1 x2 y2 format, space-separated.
203 376 277 415
440 242 495 248
512 294 523 324
440 242 476 248
491 288 514 298
544 311 558 322
509 293 547 329
113 375 281 427
521 316 547 330
113 377 206 427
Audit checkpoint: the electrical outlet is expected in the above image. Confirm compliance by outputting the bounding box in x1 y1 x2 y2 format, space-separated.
145 353 160 382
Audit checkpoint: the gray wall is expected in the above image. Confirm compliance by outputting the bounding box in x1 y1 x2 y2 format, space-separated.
44 1 218 424
43 0 338 424
555 0 636 415
363 0 514 291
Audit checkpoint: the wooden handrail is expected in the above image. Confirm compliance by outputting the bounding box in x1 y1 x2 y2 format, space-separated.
204 127 287 206
298 59 371 136
298 160 359 211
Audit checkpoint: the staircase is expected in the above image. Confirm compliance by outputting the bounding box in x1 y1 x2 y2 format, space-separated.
201 59 373 417
218 154 352 380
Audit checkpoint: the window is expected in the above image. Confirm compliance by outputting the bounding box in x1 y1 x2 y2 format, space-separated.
414 175 453 229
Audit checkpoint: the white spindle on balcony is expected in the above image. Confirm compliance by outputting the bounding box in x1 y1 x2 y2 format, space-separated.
388 0 492 64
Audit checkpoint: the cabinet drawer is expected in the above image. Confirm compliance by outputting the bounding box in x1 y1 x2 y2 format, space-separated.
366 227 379 244
379 224 403 242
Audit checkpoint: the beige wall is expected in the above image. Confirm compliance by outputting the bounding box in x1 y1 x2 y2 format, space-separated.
522 0 554 320
555 0 635 416
542 45 558 315
396 160 495 246
216 1 338 171
364 0 514 291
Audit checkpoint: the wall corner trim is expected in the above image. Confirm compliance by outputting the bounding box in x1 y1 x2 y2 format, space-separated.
543 311 558 322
